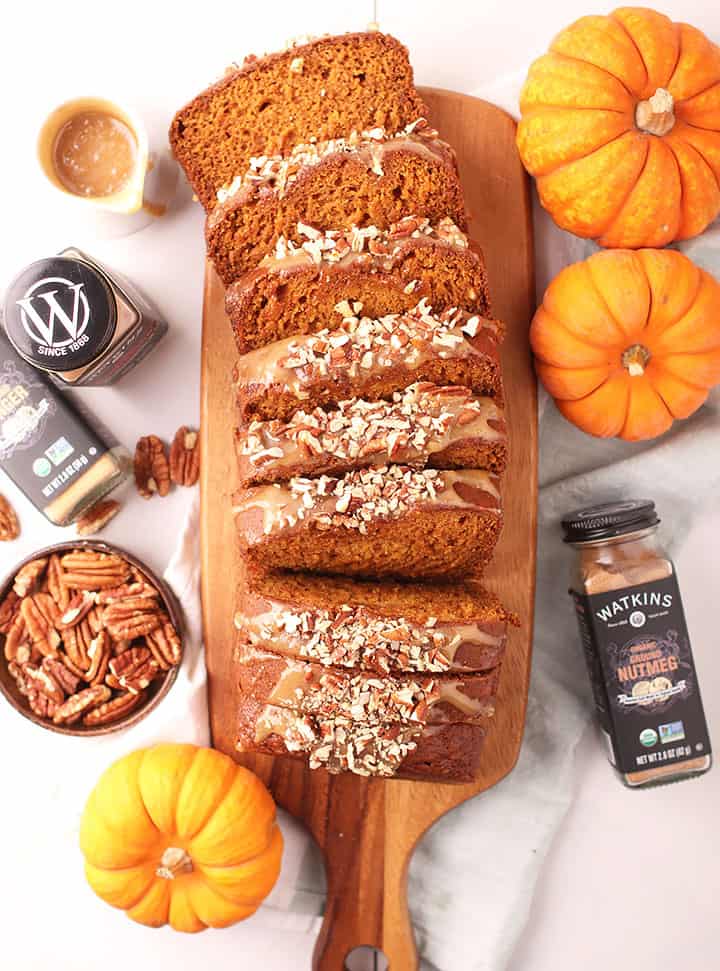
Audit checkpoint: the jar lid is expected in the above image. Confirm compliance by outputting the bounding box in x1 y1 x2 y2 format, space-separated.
562 500 659 543
3 256 116 372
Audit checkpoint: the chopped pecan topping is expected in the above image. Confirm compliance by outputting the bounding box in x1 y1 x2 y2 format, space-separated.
169 426 200 487
0 494 20 541
134 435 171 499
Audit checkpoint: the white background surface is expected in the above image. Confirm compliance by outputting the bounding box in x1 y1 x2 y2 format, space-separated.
1 1 719 969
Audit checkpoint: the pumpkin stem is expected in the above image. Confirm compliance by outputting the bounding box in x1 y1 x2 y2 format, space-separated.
156 846 193 880
635 88 675 136
622 343 651 377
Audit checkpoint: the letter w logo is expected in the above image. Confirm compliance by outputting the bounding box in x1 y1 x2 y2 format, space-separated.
17 278 89 347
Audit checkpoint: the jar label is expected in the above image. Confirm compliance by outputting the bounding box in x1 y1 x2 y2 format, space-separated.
0 341 114 512
571 574 711 775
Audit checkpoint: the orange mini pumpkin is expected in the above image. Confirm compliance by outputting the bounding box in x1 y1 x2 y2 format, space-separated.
518 7 720 248
80 744 283 932
531 248 720 440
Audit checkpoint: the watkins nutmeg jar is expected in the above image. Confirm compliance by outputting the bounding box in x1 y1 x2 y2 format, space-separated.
563 500 712 789
3 247 167 386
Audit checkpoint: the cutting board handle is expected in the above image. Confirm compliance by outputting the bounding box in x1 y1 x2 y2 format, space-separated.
312 776 418 970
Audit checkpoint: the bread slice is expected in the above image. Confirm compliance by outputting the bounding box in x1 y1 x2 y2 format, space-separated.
235 383 508 487
170 31 427 209
224 216 489 352
236 694 487 781
236 643 498 724
206 120 466 283
235 301 504 424
232 465 503 580
236 568 512 674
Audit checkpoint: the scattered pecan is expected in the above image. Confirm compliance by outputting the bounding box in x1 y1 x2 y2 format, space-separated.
46 554 70 611
104 597 162 640
13 558 48 597
108 646 160 694
146 620 182 669
0 494 20 541
83 690 146 726
76 499 121 536
60 552 131 590
0 590 20 634
52 685 111 725
134 435 170 498
169 426 200 487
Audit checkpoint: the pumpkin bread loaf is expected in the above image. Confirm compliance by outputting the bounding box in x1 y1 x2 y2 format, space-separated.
170 32 427 210
235 383 508 488
206 120 467 284
235 301 504 424
235 568 513 674
224 216 490 352
232 465 503 579
235 695 488 781
236 643 499 724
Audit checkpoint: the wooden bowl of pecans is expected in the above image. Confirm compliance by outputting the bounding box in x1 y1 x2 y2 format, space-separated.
0 541 183 736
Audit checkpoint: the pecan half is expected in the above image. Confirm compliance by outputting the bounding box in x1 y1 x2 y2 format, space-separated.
13 558 48 597
83 690 145 726
0 494 20 541
85 631 110 685
76 499 121 536
20 596 61 658
97 581 159 605
104 597 161 640
52 685 111 725
146 620 182 669
62 618 95 672
9 662 59 720
57 591 97 629
41 656 81 696
134 435 170 498
3 613 28 662
46 554 70 611
23 663 65 704
108 646 160 693
60 552 131 590
169 426 200 487
0 589 20 634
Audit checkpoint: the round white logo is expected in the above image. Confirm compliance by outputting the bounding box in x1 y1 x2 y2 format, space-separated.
16 277 90 349
629 610 646 628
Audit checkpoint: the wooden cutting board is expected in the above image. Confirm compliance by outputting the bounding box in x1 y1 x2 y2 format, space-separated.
200 87 536 970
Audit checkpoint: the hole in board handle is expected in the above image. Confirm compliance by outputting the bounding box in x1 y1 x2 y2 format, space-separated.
344 945 390 971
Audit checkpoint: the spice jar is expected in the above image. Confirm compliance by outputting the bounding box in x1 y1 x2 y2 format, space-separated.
3 247 167 386
0 328 129 525
563 500 712 788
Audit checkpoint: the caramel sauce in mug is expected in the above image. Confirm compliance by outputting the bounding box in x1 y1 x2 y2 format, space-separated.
52 111 137 198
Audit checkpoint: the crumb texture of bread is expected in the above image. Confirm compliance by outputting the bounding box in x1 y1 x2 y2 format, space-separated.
225 219 490 352
206 139 467 284
170 32 427 209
